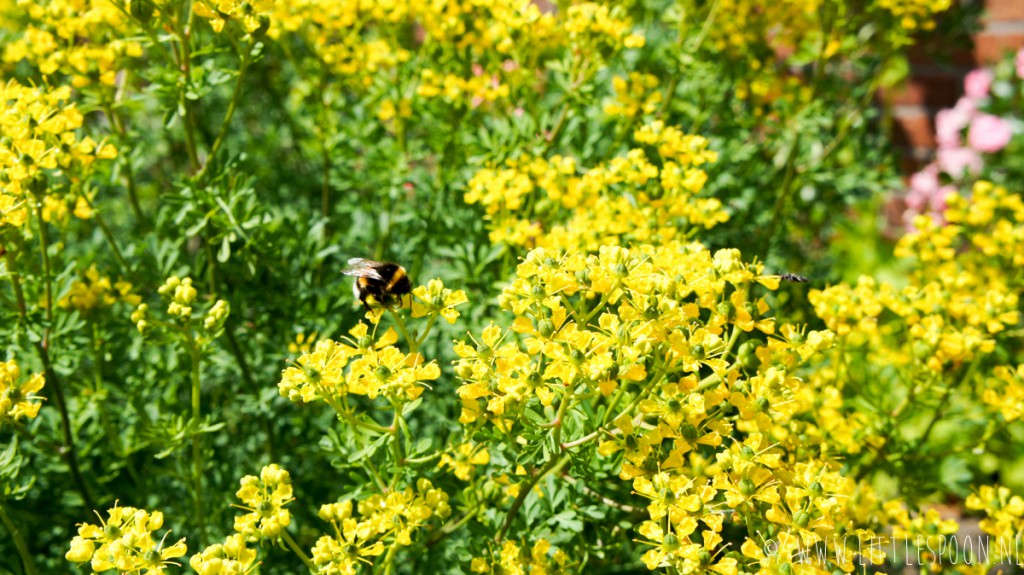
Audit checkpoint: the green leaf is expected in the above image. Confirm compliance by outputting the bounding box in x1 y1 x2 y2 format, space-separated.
218 235 232 263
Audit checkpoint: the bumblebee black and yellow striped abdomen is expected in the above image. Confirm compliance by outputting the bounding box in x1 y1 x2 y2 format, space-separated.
343 258 412 308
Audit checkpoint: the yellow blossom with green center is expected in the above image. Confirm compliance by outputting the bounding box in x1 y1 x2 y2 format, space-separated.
233 464 294 541
66 503 186 574
0 358 45 425
189 534 258 575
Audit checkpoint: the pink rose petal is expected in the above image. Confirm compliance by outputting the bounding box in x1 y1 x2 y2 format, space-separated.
937 147 982 177
968 113 1013 153
964 69 993 100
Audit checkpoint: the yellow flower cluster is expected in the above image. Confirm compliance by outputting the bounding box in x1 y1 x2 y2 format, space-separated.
1 0 141 87
233 463 293 541
884 503 959 569
966 485 1024 565
416 69 511 108
984 364 1024 423
464 122 725 250
0 81 116 228
604 73 662 118
66 503 187 574
439 441 490 481
563 3 645 51
131 276 230 341
189 534 258 575
695 0 821 56
271 0 409 86
194 0 271 35
876 0 952 32
279 322 440 404
311 479 450 572
450 241 905 572
469 538 572 575
59 265 140 313
804 182 1024 462
269 0 639 98
812 186 1022 374
455 244 801 428
411 278 469 324
416 0 560 55
0 358 45 426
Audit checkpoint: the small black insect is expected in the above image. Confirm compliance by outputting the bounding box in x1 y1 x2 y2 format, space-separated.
778 273 809 283
342 258 413 309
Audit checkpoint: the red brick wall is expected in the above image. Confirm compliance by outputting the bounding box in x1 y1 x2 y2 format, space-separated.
890 0 1024 173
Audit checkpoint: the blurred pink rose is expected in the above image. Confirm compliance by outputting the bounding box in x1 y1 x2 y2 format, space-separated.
964 69 993 99
1017 47 1024 79
905 190 926 211
968 113 1013 153
935 97 975 148
909 163 940 197
937 146 982 177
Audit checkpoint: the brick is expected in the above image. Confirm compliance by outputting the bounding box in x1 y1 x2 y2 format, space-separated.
881 72 963 108
974 30 1024 62
983 0 1024 22
891 107 936 148
908 43 977 67
896 153 930 176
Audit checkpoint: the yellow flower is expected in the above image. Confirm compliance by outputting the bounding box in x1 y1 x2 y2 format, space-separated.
0 358 45 425
411 278 469 324
59 265 138 313
66 503 186 574
189 534 258 575
233 464 294 541
439 441 490 481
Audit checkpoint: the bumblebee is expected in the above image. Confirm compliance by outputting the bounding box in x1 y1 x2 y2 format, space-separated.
342 258 412 309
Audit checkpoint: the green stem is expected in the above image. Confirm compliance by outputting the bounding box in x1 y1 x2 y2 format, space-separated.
195 42 255 184
223 324 258 395
101 100 146 224
570 369 670 450
389 309 414 351
552 390 572 448
281 529 316 573
494 453 571 542
659 0 721 117
402 451 443 465
426 501 482 547
175 8 201 172
412 314 438 353
329 401 392 434
542 56 591 154
28 206 95 510
186 332 206 546
34 202 53 334
0 503 38 575
915 358 981 453
760 134 801 260
90 321 103 392
382 539 401 575
389 401 404 490
91 210 131 273
318 72 332 220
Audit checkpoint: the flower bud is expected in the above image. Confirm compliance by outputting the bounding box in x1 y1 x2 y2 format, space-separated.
130 0 156 24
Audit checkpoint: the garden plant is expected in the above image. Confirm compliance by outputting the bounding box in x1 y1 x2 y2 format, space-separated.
2 0 1024 574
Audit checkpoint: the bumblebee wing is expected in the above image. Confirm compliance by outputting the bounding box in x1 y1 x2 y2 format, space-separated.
342 258 386 281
